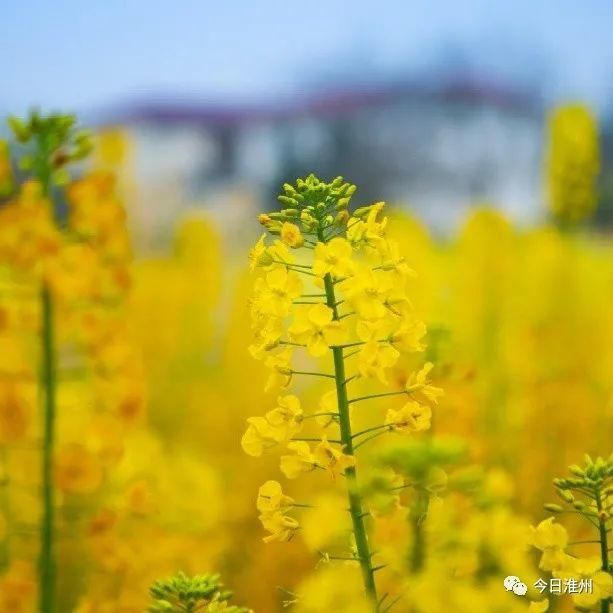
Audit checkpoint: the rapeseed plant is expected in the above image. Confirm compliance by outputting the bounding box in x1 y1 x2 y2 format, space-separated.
0 111 140 612
148 571 250 612
242 174 442 609
545 104 600 225
530 455 612 612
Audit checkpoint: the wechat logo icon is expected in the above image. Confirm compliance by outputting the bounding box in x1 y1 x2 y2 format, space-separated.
504 576 528 596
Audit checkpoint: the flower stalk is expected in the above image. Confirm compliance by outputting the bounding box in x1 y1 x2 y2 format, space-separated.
35 124 57 613
322 263 378 603
7 111 93 613
39 284 56 613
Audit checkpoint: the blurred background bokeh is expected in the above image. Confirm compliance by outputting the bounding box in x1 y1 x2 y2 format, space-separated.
4 1 613 245
1 2 612 612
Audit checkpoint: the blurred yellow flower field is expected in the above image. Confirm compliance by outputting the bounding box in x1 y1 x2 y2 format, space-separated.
0 110 610 612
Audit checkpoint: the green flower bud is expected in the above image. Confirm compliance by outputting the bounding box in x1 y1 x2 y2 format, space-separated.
544 503 564 513
568 464 585 477
353 206 371 219
556 489 575 503
336 197 350 209
335 210 350 225
278 195 298 207
282 183 296 195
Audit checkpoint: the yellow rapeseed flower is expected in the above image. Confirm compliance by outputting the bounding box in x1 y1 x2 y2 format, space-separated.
288 303 346 356
280 222 305 248
253 268 303 317
312 237 354 278
313 437 355 479
357 340 400 384
280 441 317 479
529 517 569 571
405 362 444 405
385 401 432 433
256 480 295 515
259 511 300 543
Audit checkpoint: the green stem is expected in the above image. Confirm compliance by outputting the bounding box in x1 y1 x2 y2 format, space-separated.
36 130 56 613
291 370 336 379
39 285 56 613
352 424 392 439
0 447 10 568
354 430 390 450
409 489 429 573
349 390 406 405
321 260 378 606
595 490 610 613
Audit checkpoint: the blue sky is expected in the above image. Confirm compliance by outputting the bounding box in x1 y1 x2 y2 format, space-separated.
3 0 613 114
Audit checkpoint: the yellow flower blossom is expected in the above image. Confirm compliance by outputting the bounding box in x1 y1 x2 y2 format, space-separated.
313 437 355 479
263 347 293 391
555 556 613 609
267 240 295 265
355 317 393 343
280 222 304 248
0 180 60 273
288 304 346 356
347 202 387 250
256 480 295 515
45 242 100 302
390 318 426 353
252 268 303 317
316 390 339 428
280 441 317 479
343 266 393 320
241 416 285 457
406 362 444 405
248 234 270 270
249 235 295 270
357 340 399 384
265 394 304 439
385 401 432 433
313 237 354 278
259 511 300 543
376 239 416 278
529 517 569 571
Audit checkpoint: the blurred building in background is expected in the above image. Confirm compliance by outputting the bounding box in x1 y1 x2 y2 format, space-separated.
100 74 544 244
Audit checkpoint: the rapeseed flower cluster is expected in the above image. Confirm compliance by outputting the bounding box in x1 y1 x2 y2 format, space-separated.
242 175 442 607
545 104 600 225
149 571 250 612
0 112 144 612
529 455 612 611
